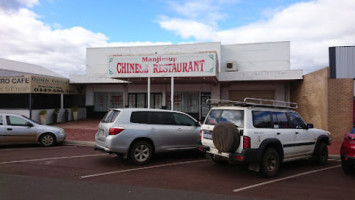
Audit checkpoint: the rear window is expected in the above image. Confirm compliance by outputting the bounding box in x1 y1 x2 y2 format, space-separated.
101 110 120 123
205 109 244 128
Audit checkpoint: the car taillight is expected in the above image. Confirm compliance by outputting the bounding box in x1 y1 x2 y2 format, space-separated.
243 136 250 149
109 128 124 135
200 130 203 140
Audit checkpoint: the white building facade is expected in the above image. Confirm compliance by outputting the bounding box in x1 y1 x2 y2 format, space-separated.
71 41 303 120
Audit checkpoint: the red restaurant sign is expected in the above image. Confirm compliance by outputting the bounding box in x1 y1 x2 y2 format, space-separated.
108 53 216 78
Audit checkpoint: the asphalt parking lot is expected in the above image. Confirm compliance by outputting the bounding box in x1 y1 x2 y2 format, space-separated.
0 144 354 200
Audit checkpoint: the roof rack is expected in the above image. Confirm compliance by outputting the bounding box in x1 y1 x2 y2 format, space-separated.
206 98 298 109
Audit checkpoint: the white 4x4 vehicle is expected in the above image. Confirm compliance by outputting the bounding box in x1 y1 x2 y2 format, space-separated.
199 98 331 177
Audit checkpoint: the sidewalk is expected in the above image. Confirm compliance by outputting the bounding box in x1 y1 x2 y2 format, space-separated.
54 118 342 157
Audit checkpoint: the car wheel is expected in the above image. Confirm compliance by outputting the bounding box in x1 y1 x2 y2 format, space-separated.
315 142 328 165
260 148 280 178
39 133 56 147
341 160 353 174
129 141 153 165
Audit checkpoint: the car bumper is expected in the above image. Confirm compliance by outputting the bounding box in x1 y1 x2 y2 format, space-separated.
341 155 355 165
198 145 259 163
56 133 66 143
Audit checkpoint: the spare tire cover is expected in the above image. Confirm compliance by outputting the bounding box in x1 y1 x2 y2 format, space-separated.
212 122 240 153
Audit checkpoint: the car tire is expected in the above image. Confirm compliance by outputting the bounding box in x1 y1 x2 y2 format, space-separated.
212 122 240 153
315 142 328 165
129 141 153 165
260 148 280 178
39 133 56 147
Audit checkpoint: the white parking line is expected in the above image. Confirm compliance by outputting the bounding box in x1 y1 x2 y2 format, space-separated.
0 146 77 151
81 159 209 179
0 154 105 165
233 165 341 193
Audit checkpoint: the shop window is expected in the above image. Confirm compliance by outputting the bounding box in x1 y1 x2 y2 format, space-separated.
167 92 199 113
94 92 123 112
0 94 29 109
32 94 60 109
64 94 85 108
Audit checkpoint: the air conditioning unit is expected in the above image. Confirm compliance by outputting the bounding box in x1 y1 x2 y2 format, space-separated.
225 61 237 72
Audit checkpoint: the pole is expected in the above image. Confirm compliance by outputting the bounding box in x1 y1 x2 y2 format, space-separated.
147 77 151 109
171 77 174 110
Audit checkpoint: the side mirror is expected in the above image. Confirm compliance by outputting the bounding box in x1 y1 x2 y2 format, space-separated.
307 123 314 129
25 122 33 127
195 121 201 127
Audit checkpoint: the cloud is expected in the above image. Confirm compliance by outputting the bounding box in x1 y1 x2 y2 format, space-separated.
165 0 238 25
160 17 218 41
160 0 355 73
0 5 170 77
0 0 39 10
0 7 108 77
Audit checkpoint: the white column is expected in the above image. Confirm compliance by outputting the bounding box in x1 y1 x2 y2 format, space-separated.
147 77 151 109
171 77 174 110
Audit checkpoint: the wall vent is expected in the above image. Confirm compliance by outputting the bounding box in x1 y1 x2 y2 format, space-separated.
225 61 237 72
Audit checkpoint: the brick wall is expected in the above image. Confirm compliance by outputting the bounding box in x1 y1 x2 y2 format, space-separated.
291 67 353 141
328 78 353 140
291 68 329 131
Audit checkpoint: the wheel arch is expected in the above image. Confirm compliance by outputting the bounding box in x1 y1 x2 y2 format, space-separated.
38 132 57 143
313 135 330 156
258 138 284 162
129 137 155 153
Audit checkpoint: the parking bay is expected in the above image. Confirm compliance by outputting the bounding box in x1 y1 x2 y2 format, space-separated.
0 145 353 200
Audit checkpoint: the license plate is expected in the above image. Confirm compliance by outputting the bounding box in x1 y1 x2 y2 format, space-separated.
203 132 213 139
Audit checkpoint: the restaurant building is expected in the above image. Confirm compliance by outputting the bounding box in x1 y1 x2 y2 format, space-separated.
71 41 303 120
0 58 85 124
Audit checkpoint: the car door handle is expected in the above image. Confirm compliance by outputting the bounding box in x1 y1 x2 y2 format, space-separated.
7 128 12 131
276 132 280 135
295 132 299 134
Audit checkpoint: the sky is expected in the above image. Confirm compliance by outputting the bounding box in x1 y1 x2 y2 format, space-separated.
0 0 355 77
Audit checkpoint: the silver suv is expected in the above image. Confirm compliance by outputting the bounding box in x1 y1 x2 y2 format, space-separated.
199 98 331 177
95 108 201 165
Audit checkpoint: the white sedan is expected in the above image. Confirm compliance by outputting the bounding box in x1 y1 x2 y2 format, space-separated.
0 113 66 146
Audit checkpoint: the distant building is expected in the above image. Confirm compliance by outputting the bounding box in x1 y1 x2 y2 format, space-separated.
71 41 303 120
0 58 85 124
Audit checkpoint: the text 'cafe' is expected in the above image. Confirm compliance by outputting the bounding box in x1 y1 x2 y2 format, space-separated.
71 42 303 120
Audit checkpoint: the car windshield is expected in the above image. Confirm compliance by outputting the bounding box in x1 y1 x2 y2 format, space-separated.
205 109 244 128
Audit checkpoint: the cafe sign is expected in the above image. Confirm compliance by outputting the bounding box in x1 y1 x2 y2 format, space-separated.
108 53 217 78
0 75 84 94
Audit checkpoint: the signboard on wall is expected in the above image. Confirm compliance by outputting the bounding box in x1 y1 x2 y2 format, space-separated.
107 53 217 78
0 75 84 94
